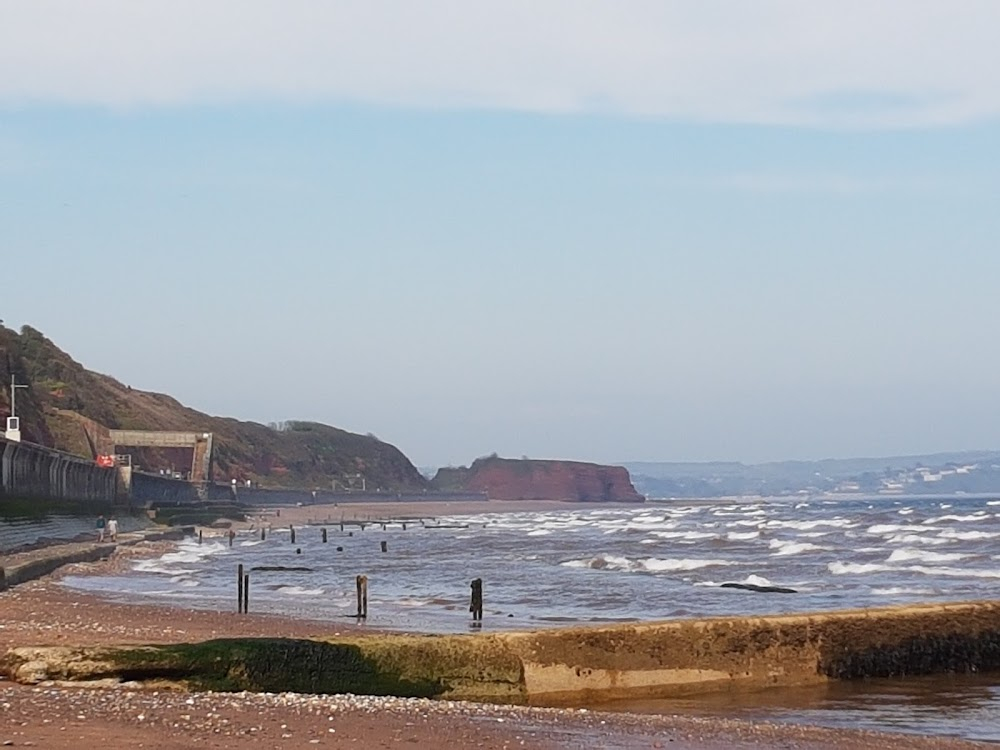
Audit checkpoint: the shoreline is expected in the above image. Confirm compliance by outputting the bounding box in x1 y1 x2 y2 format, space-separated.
0 502 997 748
231 498 616 528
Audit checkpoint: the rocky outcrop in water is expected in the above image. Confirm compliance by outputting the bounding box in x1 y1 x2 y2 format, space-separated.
431 456 644 503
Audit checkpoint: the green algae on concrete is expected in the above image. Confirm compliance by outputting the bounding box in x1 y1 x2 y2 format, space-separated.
5 601 1000 703
2 635 527 701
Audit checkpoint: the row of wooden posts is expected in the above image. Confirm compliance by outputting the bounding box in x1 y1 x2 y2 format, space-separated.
234 564 484 622
199 525 395 547
198 526 394 549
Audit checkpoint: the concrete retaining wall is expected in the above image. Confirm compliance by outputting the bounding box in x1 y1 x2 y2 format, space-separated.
129 472 203 506
5 601 1000 702
0 438 116 506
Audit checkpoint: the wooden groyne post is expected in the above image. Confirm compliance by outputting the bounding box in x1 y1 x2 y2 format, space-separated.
380 540 388 553
243 572 250 614
290 525 296 544
198 530 203 545
260 527 266 541
470 578 483 623
321 528 328 543
237 564 244 614
356 574 368 619
228 529 235 547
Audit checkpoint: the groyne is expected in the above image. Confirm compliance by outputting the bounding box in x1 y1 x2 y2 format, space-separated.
1 437 116 506
212 486 489 507
5 601 1000 702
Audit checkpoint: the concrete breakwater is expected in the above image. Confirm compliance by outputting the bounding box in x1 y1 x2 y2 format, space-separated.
0 527 191 590
5 601 1000 702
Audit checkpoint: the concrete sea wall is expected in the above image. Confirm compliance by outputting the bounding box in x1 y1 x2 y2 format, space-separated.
5 601 1000 702
0 437 116 506
129 471 203 506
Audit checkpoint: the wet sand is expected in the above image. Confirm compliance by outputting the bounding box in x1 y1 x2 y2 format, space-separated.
0 505 993 748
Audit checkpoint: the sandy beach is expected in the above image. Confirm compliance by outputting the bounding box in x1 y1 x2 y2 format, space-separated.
0 500 994 749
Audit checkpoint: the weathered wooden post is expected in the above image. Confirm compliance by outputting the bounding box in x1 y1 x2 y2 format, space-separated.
380 540 388 553
402 522 407 530
228 529 235 547
470 578 483 622
321 528 328 543
290 525 296 544
356 574 368 618
237 564 244 613
243 573 250 614
260 527 266 541
198 529 203 545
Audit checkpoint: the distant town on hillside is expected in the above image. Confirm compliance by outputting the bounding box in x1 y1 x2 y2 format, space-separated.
623 451 1000 499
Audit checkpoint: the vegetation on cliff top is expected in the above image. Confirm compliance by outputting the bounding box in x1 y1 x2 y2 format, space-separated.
0 324 428 491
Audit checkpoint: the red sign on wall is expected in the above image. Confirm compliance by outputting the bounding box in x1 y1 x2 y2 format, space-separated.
96 455 115 468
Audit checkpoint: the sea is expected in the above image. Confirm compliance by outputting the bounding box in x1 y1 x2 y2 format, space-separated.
61 494 1000 742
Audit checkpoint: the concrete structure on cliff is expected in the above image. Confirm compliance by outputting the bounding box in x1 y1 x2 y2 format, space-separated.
105 430 214 484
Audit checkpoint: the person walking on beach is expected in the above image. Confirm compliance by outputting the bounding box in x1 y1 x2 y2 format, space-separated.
107 516 119 542
96 514 106 542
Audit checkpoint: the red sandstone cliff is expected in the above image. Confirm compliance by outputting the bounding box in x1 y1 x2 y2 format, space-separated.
432 456 645 503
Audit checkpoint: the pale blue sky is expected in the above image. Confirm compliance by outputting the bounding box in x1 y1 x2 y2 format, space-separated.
2 2 999 467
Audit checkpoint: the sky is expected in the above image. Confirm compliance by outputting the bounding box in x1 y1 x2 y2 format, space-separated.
2 1 999 468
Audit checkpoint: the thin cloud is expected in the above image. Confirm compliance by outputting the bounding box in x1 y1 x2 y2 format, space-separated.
1 1 998 127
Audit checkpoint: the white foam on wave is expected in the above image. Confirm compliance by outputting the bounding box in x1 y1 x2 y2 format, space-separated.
133 560 198 576
726 531 759 541
769 539 827 556
275 585 324 596
897 509 914 515
923 513 990 525
871 586 935 596
937 529 1000 541
397 597 433 608
885 533 949 546
867 524 928 535
527 529 552 536
641 557 732 573
650 530 716 541
764 518 854 531
731 519 766 528
562 554 633 571
886 548 971 564
828 561 890 575
908 565 1000 579
561 555 731 573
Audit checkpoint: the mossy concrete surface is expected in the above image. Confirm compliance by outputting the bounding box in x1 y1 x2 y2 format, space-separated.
4 601 1000 703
